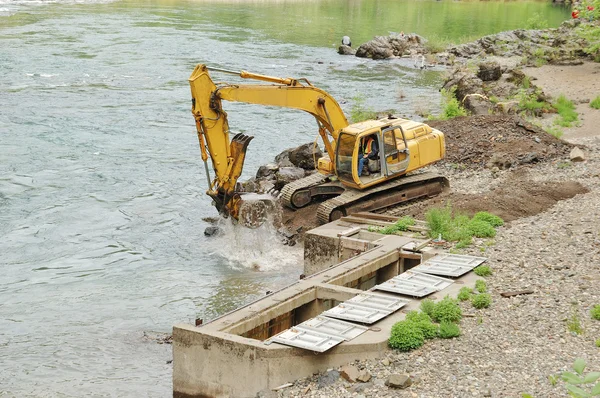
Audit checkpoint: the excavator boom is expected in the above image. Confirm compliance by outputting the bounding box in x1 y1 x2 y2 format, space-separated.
189 64 348 222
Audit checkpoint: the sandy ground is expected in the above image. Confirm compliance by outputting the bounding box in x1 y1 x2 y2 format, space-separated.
523 61 600 141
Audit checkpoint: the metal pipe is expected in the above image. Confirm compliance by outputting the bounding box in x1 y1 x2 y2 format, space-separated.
206 66 241 75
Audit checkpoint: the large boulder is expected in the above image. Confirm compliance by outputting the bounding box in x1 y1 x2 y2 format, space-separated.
275 167 305 190
338 45 356 55
288 143 323 170
356 33 426 60
477 61 502 81
256 163 279 179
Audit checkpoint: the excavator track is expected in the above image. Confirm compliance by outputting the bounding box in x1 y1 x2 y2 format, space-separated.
280 172 332 209
316 172 449 224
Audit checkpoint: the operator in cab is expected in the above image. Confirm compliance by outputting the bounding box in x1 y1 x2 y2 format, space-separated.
358 135 379 176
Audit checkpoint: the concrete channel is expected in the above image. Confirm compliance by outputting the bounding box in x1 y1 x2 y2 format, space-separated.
173 213 486 398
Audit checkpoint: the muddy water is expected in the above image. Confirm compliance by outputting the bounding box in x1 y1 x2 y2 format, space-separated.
0 0 569 396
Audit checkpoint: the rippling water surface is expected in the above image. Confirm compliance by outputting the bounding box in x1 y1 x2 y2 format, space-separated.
0 0 568 395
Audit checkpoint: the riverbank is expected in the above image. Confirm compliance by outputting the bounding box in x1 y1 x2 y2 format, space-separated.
252 24 600 398
268 81 600 398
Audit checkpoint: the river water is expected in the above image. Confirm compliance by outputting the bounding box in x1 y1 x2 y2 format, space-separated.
0 0 568 396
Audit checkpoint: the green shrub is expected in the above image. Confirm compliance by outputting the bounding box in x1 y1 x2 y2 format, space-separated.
377 216 415 235
438 321 461 339
553 94 579 127
431 296 462 324
472 212 504 227
474 265 492 276
389 320 425 351
526 13 549 30
591 96 600 110
472 293 492 309
425 205 503 248
457 287 473 301
475 279 487 293
440 88 468 120
595 338 600 348
567 312 583 335
591 304 600 321
405 311 439 339
561 358 600 398
420 299 435 317
468 219 497 238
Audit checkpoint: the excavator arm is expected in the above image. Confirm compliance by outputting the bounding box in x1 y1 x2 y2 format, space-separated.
188 64 349 222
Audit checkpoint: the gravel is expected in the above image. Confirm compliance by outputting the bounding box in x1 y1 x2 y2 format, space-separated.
272 135 600 398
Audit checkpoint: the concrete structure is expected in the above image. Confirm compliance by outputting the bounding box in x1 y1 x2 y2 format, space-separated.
173 215 480 398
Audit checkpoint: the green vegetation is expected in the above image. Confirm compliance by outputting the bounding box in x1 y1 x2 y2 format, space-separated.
475 279 487 293
405 311 439 339
591 305 600 321
438 321 461 339
596 338 600 348
369 216 415 235
576 23 600 62
560 358 600 398
434 88 468 120
457 287 473 301
472 212 504 227
553 94 579 127
526 13 549 29
350 94 377 123
420 299 435 317
474 265 493 277
389 320 425 351
471 293 492 309
567 311 584 335
590 96 600 110
516 89 551 116
425 205 504 248
431 296 462 323
549 374 560 386
547 125 565 139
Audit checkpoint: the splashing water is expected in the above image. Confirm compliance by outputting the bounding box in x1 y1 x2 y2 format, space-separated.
207 216 303 272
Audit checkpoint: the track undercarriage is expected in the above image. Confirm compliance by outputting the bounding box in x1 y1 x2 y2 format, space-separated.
280 172 449 224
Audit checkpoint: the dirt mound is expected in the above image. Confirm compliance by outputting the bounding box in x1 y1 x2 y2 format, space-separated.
429 115 574 170
396 179 589 222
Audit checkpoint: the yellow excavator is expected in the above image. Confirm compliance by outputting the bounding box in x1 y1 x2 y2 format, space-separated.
189 64 448 226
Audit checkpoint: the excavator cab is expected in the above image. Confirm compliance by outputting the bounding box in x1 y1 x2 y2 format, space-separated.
335 125 410 189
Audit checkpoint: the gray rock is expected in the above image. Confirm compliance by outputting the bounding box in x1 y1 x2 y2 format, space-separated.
338 45 356 55
256 163 279 179
570 147 585 162
317 370 340 388
274 149 294 167
255 389 278 398
381 358 391 366
357 369 372 383
275 167 305 190
356 33 426 60
518 152 539 165
351 382 373 393
288 143 323 170
204 225 221 237
340 364 360 382
478 61 502 81
385 374 412 389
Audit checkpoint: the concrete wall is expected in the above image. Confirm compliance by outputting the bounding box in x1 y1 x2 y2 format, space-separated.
173 324 387 398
